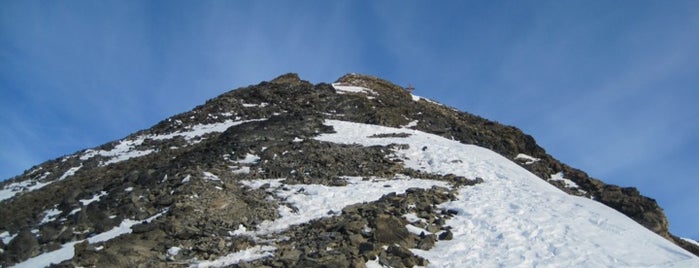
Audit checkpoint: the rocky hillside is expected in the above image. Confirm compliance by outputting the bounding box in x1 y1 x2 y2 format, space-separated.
1 73 697 267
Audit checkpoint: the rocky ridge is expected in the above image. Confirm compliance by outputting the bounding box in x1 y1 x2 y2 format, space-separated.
0 73 697 267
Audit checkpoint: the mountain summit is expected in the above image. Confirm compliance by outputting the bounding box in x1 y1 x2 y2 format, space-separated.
1 73 698 267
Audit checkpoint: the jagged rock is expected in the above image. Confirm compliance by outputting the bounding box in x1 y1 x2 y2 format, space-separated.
5 230 40 263
596 185 670 237
374 215 412 247
270 73 306 85
417 234 436 250
438 229 454 240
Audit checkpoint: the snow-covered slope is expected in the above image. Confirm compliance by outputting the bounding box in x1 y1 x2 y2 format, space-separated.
3 74 697 267
316 120 699 267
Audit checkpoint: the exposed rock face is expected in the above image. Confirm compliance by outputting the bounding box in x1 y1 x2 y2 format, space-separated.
0 73 695 266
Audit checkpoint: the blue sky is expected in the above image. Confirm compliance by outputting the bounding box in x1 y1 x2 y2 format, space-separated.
1 1 697 239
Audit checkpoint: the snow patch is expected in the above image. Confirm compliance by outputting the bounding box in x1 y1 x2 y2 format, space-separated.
168 246 182 256
104 149 154 165
230 224 248 236
515 153 540 165
81 139 151 165
78 119 266 166
682 237 699 247
231 166 251 174
40 208 62 224
86 209 167 244
14 210 167 268
549 172 579 189
405 224 431 236
403 120 419 128
237 154 260 164
149 118 266 142
203 172 221 181
242 102 269 108
1 231 17 245
403 213 425 224
0 176 53 202
239 176 447 236
190 245 276 268
79 191 108 206
410 94 442 106
365 257 385 268
12 240 81 268
58 165 82 181
68 208 81 216
332 83 378 97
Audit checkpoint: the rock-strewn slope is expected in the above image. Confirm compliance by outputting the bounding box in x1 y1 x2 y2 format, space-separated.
0 73 696 267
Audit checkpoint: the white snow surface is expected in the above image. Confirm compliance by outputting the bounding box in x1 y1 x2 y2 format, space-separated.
80 139 152 165
148 118 266 141
683 237 699 247
242 102 269 108
230 166 251 174
14 210 167 268
168 246 182 256
365 257 385 268
191 245 276 268
202 172 221 181
236 153 261 164
315 120 699 267
0 166 83 203
40 208 62 224
1 231 16 245
331 83 378 97
240 176 448 236
411 94 442 106
405 224 431 236
403 120 419 128
403 212 424 224
549 171 580 189
58 165 82 181
515 153 540 164
79 191 108 206
0 177 52 203
78 118 267 166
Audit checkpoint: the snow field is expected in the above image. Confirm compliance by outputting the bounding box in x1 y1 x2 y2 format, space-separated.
315 120 699 267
